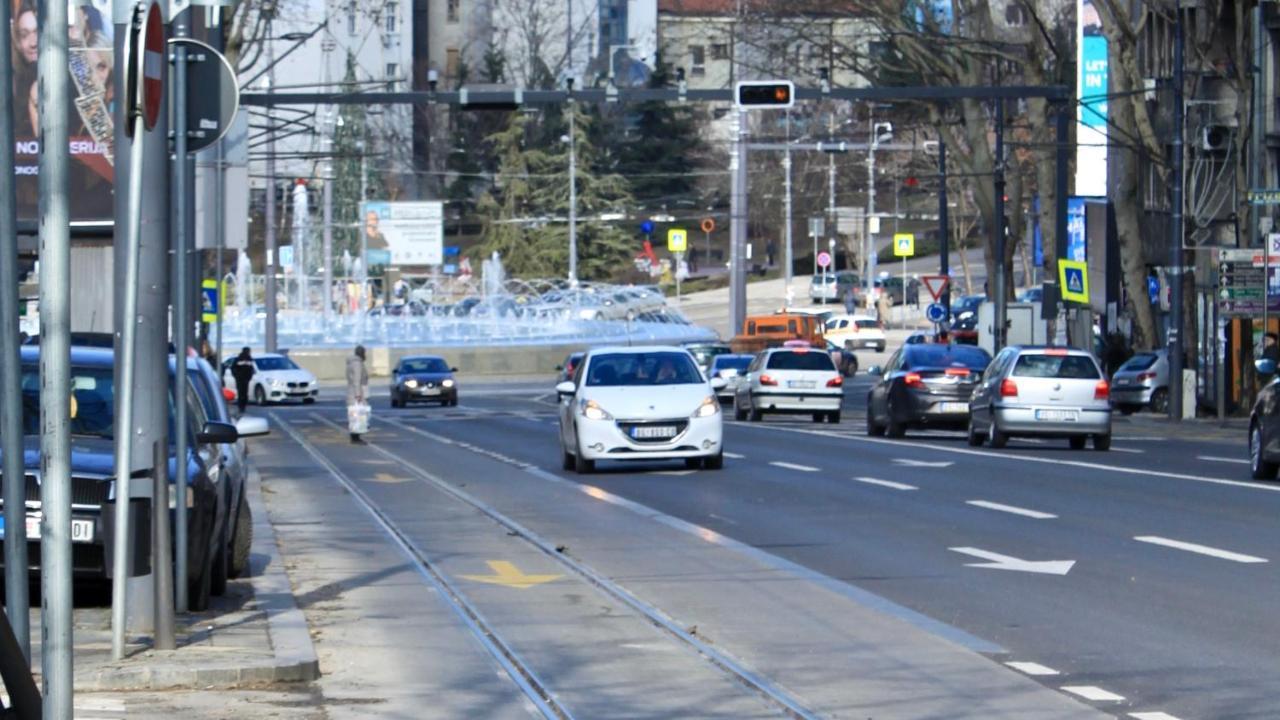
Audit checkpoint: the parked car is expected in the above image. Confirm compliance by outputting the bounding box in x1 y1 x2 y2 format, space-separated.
968 346 1112 450
1110 350 1169 414
1249 357 1280 479
708 354 754 402
865 344 992 437
734 346 843 424
683 342 733 377
1017 287 1043 303
390 355 458 408
221 353 318 405
556 352 586 383
555 346 726 473
824 314 886 352
809 271 862 304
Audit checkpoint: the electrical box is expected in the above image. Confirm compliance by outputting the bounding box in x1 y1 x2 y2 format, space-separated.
977 302 1048 355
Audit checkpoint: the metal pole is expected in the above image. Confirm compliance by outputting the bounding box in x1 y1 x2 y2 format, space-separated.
1169 6 1185 421
359 150 368 310
568 101 578 284
151 440 174 650
897 175 904 329
994 96 1007 352
866 123 877 302
729 111 746 332
323 157 334 324
38 0 73 709
171 14 191 613
828 113 836 274
215 144 225 365
0 0 30 661
263 15 278 353
783 110 793 302
939 141 950 322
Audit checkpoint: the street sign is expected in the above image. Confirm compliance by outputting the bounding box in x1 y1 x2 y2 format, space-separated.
1248 189 1280 205
893 233 915 258
926 303 947 323
279 245 294 269
201 279 221 323
921 274 949 301
700 218 715 234
170 38 240 153
1059 259 1089 304
817 251 832 269
667 228 688 253
808 217 824 238
640 220 654 235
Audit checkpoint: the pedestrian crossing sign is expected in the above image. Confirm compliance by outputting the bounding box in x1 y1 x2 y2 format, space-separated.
667 228 688 253
1058 259 1089 304
201 279 222 323
893 233 915 258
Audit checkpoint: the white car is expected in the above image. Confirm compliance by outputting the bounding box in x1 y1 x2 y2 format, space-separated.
556 346 727 473
734 346 844 423
824 314 886 352
222 353 319 405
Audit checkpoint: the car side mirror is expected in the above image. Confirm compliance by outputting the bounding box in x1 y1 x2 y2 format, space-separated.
1256 358 1277 376
197 421 239 445
451 367 459 373
555 381 576 397
867 365 883 376
235 415 270 438
555 365 564 372
710 377 728 390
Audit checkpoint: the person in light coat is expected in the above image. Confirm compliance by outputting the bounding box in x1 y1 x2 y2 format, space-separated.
346 345 369 443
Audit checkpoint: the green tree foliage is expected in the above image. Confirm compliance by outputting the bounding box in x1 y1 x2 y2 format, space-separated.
612 57 706 211
331 53 385 268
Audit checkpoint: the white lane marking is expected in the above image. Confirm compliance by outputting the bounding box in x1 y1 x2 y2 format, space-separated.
1061 686 1125 702
1129 713 1184 720
740 424 1280 495
708 513 739 526
1005 661 1059 676
1197 455 1249 465
852 476 917 491
653 470 697 476
892 458 953 468
949 547 1075 575
723 451 746 459
1133 535 1268 564
769 461 819 472
966 500 1057 520
1110 447 1144 454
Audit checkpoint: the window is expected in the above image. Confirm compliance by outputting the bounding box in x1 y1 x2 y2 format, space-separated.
447 0 460 23
347 2 356 35
1012 354 1101 379
445 48 460 81
711 43 729 60
585 352 703 387
690 44 705 76
766 351 835 371
385 2 397 32
385 62 398 89
1005 2 1027 27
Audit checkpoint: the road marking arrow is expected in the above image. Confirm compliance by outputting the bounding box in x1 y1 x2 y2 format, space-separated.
367 472 412 484
461 561 562 589
949 547 1075 575
892 458 954 468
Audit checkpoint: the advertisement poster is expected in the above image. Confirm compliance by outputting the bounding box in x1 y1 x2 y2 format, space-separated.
359 201 445 267
1075 0 1108 197
1067 198 1087 263
10 0 116 223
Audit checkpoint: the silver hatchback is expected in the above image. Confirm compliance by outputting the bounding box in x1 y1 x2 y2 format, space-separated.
967 346 1112 450
1110 350 1169 414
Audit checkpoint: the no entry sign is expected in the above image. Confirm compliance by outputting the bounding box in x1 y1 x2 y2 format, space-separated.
124 1 165 136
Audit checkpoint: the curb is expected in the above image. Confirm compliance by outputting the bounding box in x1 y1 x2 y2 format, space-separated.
76 467 320 691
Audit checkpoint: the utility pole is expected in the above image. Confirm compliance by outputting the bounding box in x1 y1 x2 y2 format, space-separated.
729 110 747 332
865 118 878 302
38 0 73 711
938 141 950 321
783 110 793 303
264 14 279 353
1169 5 1186 421
828 113 837 272
323 144 334 325
993 94 1007 352
0 0 29 661
567 88 578 285
171 10 192 613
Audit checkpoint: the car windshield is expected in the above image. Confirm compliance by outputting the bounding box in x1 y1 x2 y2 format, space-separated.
905 345 991 371
586 352 703 386
1118 353 1159 372
16 366 115 438
402 358 449 374
713 356 753 372
1013 354 1101 379
813 276 835 284
256 356 299 371
766 351 835 371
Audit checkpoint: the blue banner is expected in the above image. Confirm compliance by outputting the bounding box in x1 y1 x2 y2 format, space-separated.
1067 198 1086 263
1080 36 1108 128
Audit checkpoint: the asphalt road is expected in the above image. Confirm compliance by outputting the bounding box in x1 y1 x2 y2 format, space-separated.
266 380 1276 720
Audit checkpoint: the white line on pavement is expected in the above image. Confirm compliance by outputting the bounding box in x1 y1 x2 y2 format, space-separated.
1197 455 1249 465
1004 661 1059 676
1133 535 1268 564
769 461 819 472
852 476 917 491
724 452 747 459
1109 447 1144 454
966 500 1057 520
1061 686 1125 702
1129 713 1184 720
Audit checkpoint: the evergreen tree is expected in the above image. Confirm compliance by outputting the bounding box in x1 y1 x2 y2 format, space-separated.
613 56 706 212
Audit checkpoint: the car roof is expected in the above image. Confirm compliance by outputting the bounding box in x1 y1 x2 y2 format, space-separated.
21 346 116 367
587 345 695 356
400 354 446 362
1007 345 1096 357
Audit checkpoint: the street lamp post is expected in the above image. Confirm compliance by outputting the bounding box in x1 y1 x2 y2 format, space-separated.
566 80 578 285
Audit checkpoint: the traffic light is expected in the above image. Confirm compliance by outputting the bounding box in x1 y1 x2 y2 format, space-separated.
735 80 794 109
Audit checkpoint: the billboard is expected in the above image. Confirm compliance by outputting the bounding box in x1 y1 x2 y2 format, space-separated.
10 0 117 223
359 201 444 266
1075 0 1108 197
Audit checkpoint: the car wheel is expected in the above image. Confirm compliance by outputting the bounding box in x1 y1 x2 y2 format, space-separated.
1250 423 1278 480
828 411 841 424
303 398 315 405
229 491 252 580
210 526 229 597
1118 405 1134 416
749 407 763 422
573 436 595 474
254 385 267 406
391 393 401 409
967 419 985 447
703 452 724 470
866 407 885 436
734 399 747 422
561 448 575 471
1093 434 1111 451
877 343 885 353
989 423 1009 449
885 401 906 438
188 525 214 612
812 413 825 423
1149 388 1169 415
685 457 703 470
1069 436 1087 450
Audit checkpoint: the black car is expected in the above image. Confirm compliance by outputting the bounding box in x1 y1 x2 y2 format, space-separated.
391 355 458 408
1250 357 1280 479
865 344 993 437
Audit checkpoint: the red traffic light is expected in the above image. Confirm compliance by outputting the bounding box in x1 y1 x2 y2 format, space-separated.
735 80 795 109
904 176 919 188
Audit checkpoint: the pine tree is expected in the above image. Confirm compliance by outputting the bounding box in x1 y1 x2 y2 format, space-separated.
613 56 706 212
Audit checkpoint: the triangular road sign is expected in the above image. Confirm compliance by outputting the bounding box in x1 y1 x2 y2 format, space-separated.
921 275 950 301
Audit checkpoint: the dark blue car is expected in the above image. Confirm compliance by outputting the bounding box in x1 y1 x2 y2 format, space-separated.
390 355 458 408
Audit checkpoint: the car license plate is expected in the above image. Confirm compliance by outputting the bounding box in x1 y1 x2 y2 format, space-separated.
632 425 677 439
939 402 969 413
71 519 94 543
1035 409 1078 422
420 387 441 395
787 380 816 389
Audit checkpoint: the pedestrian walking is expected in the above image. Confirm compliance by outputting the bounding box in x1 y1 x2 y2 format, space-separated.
347 345 370 444
230 347 255 415
843 285 857 316
766 240 777 268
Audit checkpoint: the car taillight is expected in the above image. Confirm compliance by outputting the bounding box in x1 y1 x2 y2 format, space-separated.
1044 348 1068 356
944 368 970 377
904 373 924 388
1136 371 1155 381
827 376 843 387
1000 379 1019 397
1095 379 1110 400
759 374 778 386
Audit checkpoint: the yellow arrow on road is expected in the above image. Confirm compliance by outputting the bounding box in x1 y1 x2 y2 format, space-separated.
461 561 561 589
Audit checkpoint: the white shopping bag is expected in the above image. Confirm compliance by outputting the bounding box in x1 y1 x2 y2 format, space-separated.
347 402 371 435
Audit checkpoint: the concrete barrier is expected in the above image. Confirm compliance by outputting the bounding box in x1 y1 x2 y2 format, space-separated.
286 343 594 382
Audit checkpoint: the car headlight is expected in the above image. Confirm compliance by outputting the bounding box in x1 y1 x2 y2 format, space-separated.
692 396 720 418
442 379 455 388
268 377 284 387
580 399 613 421
404 379 419 389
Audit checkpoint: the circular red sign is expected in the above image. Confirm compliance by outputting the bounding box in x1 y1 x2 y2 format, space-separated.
817 251 832 268
139 2 164 131
700 218 715 234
